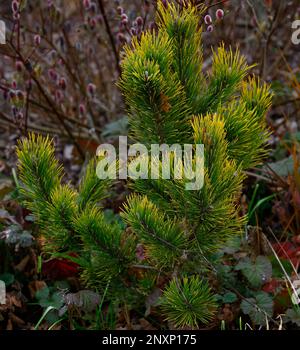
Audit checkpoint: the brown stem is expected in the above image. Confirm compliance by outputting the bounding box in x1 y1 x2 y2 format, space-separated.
24 83 31 135
0 111 93 140
97 0 121 75
61 28 101 142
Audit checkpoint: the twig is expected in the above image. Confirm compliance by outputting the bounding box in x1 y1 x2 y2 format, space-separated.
28 99 102 133
97 0 121 75
24 81 31 135
243 170 274 184
9 42 86 160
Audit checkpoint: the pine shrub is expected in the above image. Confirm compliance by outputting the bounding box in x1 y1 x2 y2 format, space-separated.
16 1 272 329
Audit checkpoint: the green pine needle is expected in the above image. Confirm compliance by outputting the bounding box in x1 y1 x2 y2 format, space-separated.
160 276 217 328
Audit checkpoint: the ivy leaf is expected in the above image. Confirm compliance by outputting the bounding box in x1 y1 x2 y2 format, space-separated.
241 292 273 326
235 256 272 288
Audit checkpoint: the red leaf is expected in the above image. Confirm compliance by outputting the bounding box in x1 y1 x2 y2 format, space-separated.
42 254 79 280
272 242 295 258
262 279 280 293
272 242 300 268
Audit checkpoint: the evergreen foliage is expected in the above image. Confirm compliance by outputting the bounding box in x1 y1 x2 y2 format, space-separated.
160 276 217 328
16 1 272 328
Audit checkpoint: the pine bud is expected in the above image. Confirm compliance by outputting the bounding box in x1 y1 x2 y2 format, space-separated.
9 90 16 101
136 16 143 27
48 69 58 81
55 90 64 102
90 2 97 13
87 83 96 96
117 32 126 43
12 0 19 13
79 103 86 115
16 90 25 108
207 25 213 32
16 60 23 72
59 77 67 90
204 14 212 25
161 0 168 9
83 0 91 9
89 17 97 29
17 111 24 119
216 9 224 20
130 27 137 36
149 21 156 31
34 34 41 46
17 90 25 101
48 50 57 63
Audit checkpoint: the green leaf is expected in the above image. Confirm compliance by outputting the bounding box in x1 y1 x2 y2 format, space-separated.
0 273 14 286
235 256 272 288
101 117 128 139
35 286 50 301
241 292 273 326
222 292 238 304
269 255 293 278
39 291 63 309
222 236 242 255
265 156 299 177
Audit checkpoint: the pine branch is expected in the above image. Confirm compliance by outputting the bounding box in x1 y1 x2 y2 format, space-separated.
122 195 188 268
119 33 191 145
157 2 206 112
160 276 217 328
16 133 63 209
77 158 112 210
74 207 136 281
196 45 251 114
